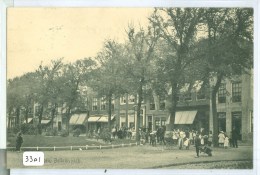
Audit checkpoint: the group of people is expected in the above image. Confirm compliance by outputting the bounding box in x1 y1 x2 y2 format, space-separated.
218 127 239 148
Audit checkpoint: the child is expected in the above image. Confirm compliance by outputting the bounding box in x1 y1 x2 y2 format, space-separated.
224 135 229 149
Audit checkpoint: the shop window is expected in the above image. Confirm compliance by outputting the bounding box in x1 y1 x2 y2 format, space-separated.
232 82 242 102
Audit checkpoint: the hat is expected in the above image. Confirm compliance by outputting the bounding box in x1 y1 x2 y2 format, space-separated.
220 131 224 133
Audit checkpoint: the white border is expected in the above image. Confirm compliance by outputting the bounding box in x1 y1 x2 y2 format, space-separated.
0 0 259 175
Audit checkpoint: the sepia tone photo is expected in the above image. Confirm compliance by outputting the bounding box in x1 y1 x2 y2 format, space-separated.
6 7 253 169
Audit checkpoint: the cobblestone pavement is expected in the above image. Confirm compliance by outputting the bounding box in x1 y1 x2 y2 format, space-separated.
7 144 253 169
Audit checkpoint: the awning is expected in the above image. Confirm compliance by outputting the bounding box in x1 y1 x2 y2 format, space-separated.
174 110 197 124
69 113 87 125
41 120 51 124
87 116 101 122
97 115 116 122
24 118 33 124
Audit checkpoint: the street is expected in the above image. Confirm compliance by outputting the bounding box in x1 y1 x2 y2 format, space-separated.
7 144 253 169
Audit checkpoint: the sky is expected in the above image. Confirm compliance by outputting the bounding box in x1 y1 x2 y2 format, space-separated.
7 8 153 79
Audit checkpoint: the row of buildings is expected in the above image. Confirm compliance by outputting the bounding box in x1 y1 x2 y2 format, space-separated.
8 72 253 141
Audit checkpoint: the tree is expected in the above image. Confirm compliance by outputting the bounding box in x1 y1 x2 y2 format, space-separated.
124 25 159 141
149 8 203 128
90 40 127 131
35 59 63 134
7 72 38 128
59 58 96 133
200 8 253 146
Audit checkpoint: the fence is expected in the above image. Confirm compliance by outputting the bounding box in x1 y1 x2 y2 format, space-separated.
7 142 139 151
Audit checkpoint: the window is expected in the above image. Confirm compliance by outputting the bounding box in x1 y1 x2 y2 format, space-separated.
232 82 242 102
92 98 98 111
218 112 226 132
100 97 106 111
150 96 155 110
155 117 166 130
148 116 153 131
121 122 126 127
129 122 135 129
218 83 226 103
159 96 165 110
184 92 192 101
197 86 206 100
128 95 135 104
155 119 160 130
161 119 166 126
120 96 126 104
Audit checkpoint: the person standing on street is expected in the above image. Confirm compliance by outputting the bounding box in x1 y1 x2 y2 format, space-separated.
194 133 201 158
232 127 239 148
16 132 23 152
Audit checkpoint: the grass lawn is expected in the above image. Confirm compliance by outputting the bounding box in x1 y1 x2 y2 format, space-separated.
7 135 137 147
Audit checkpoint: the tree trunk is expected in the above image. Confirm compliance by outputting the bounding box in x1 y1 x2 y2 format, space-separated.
15 107 20 127
66 107 71 134
38 105 44 135
169 81 178 130
136 78 144 142
25 106 29 124
125 94 128 128
8 107 12 128
211 73 223 147
51 104 57 130
108 94 112 131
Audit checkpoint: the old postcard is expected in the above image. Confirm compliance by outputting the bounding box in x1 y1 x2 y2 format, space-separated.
6 7 254 170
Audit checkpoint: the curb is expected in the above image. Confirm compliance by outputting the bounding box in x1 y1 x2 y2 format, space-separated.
147 159 253 169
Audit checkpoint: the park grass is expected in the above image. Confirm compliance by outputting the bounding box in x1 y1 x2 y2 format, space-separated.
7 135 137 147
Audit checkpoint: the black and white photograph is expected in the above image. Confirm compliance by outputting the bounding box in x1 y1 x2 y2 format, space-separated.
6 7 254 169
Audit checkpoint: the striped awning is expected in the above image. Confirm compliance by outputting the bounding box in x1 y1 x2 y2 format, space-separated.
41 120 51 124
87 116 101 122
97 115 116 122
174 111 197 124
69 113 87 125
23 118 33 124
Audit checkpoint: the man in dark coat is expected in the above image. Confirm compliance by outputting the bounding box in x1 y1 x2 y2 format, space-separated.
16 132 23 152
194 133 201 158
232 127 239 148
